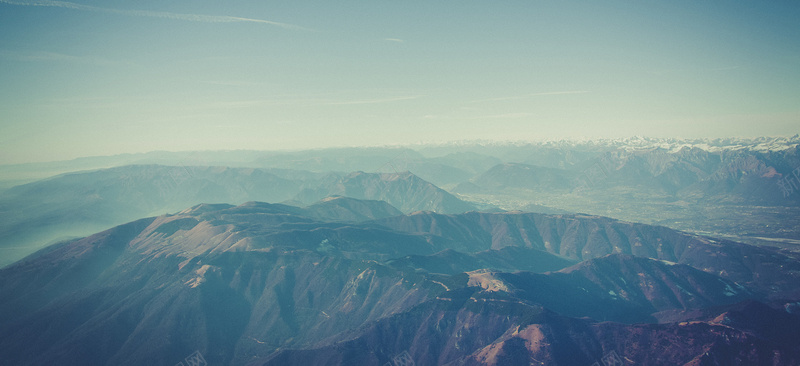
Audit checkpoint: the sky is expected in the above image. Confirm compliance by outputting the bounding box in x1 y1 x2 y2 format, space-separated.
0 0 799 164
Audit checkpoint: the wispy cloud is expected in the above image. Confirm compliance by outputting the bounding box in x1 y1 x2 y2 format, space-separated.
205 98 326 109
471 112 532 119
384 38 405 43
470 90 589 103
0 0 308 30
422 111 533 121
201 95 422 109
325 95 422 105
0 49 129 66
199 80 266 87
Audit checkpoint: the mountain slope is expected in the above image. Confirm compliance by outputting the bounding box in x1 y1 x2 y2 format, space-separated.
262 293 800 366
373 211 800 297
295 171 476 214
0 203 447 366
456 163 578 194
0 165 302 267
0 166 471 268
481 254 755 323
1 201 798 365
303 196 403 222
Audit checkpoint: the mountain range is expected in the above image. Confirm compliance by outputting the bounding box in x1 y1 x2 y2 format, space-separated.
1 137 799 365
1 198 799 365
0 166 472 267
2 137 799 257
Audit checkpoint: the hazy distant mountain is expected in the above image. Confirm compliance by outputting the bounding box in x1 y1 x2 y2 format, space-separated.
0 165 481 268
1 201 798 365
576 145 800 205
455 163 578 194
3 137 797 237
2 135 799 268
303 196 403 222
294 171 477 214
439 139 800 244
251 147 425 172
4 136 797 199
409 152 503 186
453 143 800 206
0 165 301 267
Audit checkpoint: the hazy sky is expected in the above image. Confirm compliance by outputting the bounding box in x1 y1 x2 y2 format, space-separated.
1 1 799 164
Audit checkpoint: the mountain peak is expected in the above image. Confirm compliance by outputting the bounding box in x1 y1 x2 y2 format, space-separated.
295 170 476 214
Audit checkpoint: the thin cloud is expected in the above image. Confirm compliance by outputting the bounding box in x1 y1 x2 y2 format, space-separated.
0 0 308 30
325 95 422 106
470 90 589 103
530 90 589 96
199 80 265 87
0 49 129 66
196 94 423 109
205 98 328 109
471 112 532 119
384 38 405 43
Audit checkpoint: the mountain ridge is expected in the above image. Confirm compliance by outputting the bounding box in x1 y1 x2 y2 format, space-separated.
1 199 798 365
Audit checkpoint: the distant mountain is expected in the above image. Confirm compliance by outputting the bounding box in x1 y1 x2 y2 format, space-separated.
0 166 478 268
455 144 800 206
410 152 502 186
251 147 428 174
294 171 476 214
303 196 403 222
2 138 800 365
0 165 300 267
3 137 798 247
1 201 799 365
577 146 800 205
455 163 577 194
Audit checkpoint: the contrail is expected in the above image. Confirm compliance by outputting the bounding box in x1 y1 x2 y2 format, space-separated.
0 0 308 30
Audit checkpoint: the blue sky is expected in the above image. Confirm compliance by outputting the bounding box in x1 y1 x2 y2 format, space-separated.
1 0 798 164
